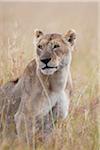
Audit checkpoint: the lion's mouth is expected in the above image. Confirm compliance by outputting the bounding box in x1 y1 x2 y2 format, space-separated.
42 65 57 70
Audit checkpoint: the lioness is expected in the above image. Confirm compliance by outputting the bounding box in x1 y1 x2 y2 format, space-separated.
0 29 76 148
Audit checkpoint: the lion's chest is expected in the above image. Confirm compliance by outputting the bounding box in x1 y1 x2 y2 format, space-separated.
31 90 66 117
23 67 69 118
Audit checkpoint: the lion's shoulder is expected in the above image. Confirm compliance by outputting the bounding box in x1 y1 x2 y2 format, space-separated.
24 59 37 76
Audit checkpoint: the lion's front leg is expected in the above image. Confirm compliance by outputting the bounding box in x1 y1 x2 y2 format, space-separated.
36 91 70 140
55 91 70 120
15 111 36 150
14 94 36 150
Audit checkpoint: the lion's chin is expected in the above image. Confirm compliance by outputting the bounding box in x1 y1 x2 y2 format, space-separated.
40 68 57 75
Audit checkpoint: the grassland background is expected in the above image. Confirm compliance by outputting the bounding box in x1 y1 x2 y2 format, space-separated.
0 2 99 150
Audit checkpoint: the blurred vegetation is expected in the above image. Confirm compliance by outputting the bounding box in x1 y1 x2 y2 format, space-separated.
0 2 99 150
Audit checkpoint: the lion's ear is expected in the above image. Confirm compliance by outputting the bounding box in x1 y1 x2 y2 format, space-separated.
64 29 76 46
33 29 43 47
34 29 43 39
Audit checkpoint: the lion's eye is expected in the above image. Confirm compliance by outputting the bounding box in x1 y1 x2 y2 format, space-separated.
53 44 60 49
38 44 42 49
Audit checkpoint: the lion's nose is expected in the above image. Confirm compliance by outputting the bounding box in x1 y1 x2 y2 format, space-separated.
41 58 51 64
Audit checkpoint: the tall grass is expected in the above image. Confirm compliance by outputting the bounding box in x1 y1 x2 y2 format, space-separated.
0 2 99 150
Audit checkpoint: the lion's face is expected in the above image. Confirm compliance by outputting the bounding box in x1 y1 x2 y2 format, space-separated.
34 29 76 75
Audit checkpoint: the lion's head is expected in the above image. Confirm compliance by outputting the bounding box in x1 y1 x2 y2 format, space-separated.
33 29 76 75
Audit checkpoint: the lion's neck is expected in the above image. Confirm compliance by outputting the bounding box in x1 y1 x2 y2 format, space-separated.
37 65 69 92
49 65 69 92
